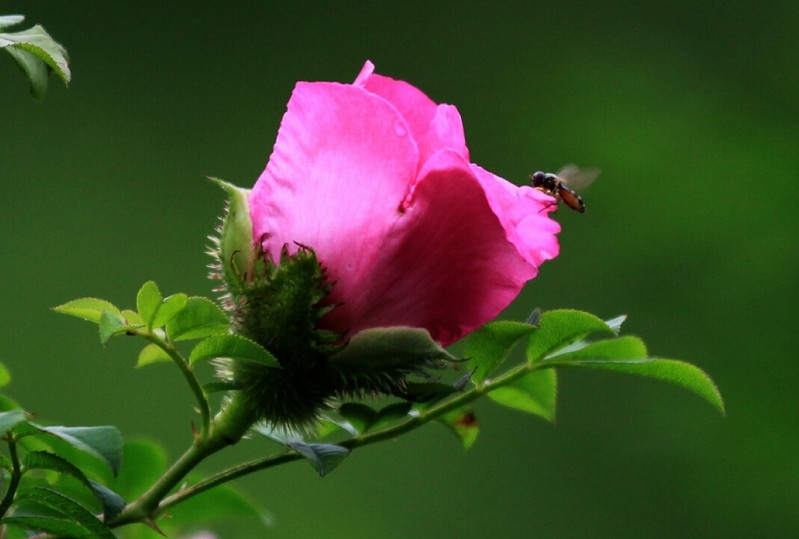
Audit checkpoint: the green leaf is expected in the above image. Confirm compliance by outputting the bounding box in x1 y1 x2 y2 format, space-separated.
1 516 94 538
438 407 479 449
136 281 163 328
338 403 376 433
553 356 725 414
189 334 279 368
547 335 648 362
0 17 70 99
0 409 26 435
465 320 536 385
53 298 121 324
12 487 114 538
35 425 123 475
526 309 615 363
87 481 127 522
0 15 25 29
487 369 557 421
99 310 128 343
165 296 231 341
287 441 350 477
136 343 173 368
165 480 271 535
152 293 188 328
0 361 10 387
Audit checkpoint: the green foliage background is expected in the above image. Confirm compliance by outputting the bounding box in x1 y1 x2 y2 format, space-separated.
2 1 797 537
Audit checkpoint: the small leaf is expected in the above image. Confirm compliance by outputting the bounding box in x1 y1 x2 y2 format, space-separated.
548 335 648 362
465 321 536 385
0 361 10 387
438 407 479 449
13 487 115 538
553 356 725 415
189 334 279 368
487 369 557 421
338 403 376 433
526 310 614 363
136 343 173 368
0 18 70 99
99 310 128 343
136 281 162 328
36 425 123 475
287 441 350 477
151 293 188 328
53 298 121 324
166 296 231 341
0 409 26 435
121 309 144 327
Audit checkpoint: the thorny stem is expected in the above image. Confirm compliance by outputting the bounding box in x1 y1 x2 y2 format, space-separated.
156 358 547 514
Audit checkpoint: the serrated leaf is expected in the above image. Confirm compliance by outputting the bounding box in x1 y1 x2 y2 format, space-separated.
99 310 128 343
465 321 536 384
547 336 648 362
0 18 71 98
526 310 614 363
151 293 188 328
13 487 114 538
136 343 173 368
53 298 121 324
136 281 162 328
487 369 557 421
553 356 725 414
21 451 125 521
1 515 93 538
121 309 144 327
36 425 123 475
166 296 231 341
338 403 376 433
438 407 479 449
189 334 279 368
0 409 26 435
287 441 350 477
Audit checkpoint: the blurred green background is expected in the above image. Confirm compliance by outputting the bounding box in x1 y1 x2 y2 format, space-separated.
3 1 798 537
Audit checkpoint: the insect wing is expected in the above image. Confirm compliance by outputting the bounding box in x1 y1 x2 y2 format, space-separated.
556 164 600 190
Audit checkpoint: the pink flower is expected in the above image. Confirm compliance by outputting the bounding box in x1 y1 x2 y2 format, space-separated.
249 61 560 346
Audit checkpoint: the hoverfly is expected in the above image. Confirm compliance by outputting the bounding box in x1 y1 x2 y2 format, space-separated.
530 164 599 213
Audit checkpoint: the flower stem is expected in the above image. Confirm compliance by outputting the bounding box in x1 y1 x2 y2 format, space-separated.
137 329 211 435
158 359 547 512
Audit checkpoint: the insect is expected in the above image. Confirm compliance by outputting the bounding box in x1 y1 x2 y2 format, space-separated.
530 164 599 213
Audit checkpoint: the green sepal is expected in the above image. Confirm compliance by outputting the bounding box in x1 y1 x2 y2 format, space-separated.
487 369 557 421
209 178 257 295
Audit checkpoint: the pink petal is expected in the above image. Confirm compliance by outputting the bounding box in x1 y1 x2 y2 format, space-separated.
249 80 419 282
323 150 554 346
355 62 469 168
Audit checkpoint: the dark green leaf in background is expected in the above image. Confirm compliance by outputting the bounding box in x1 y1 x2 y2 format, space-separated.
287 441 350 477
35 425 123 475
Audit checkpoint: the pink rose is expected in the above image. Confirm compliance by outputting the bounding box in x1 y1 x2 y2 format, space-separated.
249 61 560 346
